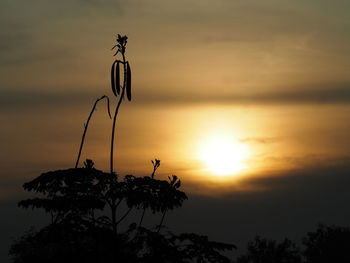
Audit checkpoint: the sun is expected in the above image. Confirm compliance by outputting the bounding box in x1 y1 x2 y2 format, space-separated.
198 135 250 176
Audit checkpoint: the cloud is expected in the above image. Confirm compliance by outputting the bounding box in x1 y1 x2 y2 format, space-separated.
0 17 33 64
0 22 29 51
136 84 350 106
0 89 97 111
0 0 124 66
2 82 350 112
238 157 350 194
240 137 280 144
0 46 74 65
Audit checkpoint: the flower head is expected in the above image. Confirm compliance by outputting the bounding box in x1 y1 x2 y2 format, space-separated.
111 34 128 56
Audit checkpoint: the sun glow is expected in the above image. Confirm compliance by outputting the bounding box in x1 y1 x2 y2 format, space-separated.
198 135 250 176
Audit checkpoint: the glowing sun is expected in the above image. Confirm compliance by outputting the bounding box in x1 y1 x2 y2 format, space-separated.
198 136 250 176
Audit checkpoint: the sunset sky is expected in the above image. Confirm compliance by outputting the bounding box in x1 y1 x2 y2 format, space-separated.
1 0 350 261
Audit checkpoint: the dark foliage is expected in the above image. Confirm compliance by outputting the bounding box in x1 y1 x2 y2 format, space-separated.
10 160 235 263
302 224 350 263
236 236 302 263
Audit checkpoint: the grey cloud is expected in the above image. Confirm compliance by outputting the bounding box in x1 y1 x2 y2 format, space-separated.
0 89 98 111
136 84 350 106
238 157 350 194
2 83 350 112
0 18 32 63
68 0 125 16
0 0 123 65
197 1 350 57
0 23 29 52
0 47 75 65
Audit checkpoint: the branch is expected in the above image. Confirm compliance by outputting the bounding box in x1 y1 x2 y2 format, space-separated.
75 95 111 168
116 207 133 225
157 209 167 233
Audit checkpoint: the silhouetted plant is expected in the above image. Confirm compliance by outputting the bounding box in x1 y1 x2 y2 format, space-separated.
302 224 350 263
9 222 126 263
12 159 235 262
157 175 183 232
18 160 109 225
127 224 236 263
110 34 132 174
139 159 161 227
10 34 236 263
236 236 301 263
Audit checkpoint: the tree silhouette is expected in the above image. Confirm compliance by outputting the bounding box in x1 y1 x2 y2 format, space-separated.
9 35 236 262
236 236 301 263
10 160 235 262
302 224 350 263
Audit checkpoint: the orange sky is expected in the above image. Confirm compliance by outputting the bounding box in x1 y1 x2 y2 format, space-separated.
1 0 350 198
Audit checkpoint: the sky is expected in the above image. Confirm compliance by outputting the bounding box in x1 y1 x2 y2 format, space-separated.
1 0 350 261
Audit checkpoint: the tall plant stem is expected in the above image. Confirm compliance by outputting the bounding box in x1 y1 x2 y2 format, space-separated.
75 95 111 168
111 204 117 234
139 208 146 227
110 53 127 174
139 163 159 227
116 207 133 225
111 199 123 234
157 209 167 233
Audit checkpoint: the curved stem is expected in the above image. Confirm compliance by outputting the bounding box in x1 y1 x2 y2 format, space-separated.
75 95 111 168
110 52 127 174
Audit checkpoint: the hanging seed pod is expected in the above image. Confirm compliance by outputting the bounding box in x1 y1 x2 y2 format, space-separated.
126 62 132 101
111 61 118 97
104 96 112 119
116 61 121 95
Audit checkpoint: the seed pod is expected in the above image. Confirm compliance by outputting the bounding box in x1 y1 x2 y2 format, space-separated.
115 61 120 95
111 61 118 97
126 62 132 101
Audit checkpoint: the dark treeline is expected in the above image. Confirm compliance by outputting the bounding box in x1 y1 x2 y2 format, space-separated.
9 159 350 263
236 224 350 263
9 159 235 263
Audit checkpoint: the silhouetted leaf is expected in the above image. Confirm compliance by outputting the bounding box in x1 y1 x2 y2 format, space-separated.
175 180 181 188
126 62 132 101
